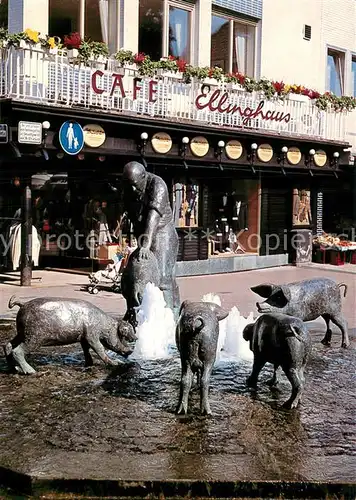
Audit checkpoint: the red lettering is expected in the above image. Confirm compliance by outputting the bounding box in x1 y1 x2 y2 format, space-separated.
208 90 223 111
284 113 291 123
91 70 104 94
149 80 158 102
217 92 230 113
110 74 126 97
133 78 142 100
265 110 272 119
195 85 211 110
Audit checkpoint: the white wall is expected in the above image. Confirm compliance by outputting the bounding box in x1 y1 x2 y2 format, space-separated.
261 0 356 154
8 0 49 35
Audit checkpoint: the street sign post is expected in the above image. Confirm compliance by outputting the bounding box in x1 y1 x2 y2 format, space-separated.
59 121 84 155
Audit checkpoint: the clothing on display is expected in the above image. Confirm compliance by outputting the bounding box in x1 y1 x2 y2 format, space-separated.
173 183 183 226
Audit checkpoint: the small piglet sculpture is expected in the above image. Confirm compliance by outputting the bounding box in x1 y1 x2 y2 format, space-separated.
243 313 312 409
175 300 229 416
251 277 349 348
4 296 136 374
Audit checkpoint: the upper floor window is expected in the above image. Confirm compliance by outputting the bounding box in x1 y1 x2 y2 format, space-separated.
211 12 256 77
352 57 356 97
0 0 7 28
139 0 193 62
49 0 103 42
327 49 344 96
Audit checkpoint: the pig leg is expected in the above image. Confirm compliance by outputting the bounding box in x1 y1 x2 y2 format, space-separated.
87 338 118 366
281 366 302 409
176 362 193 415
11 343 36 374
200 364 213 416
246 355 266 388
267 364 281 387
330 315 350 348
80 339 94 367
321 314 333 346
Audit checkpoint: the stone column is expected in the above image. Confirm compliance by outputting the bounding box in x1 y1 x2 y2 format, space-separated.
194 0 212 67
8 0 49 35
290 228 312 266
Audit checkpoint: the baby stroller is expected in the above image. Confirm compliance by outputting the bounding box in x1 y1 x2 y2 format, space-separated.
87 255 124 295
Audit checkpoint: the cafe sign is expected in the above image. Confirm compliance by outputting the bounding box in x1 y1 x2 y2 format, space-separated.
190 136 209 157
83 124 106 148
90 72 293 127
225 140 243 160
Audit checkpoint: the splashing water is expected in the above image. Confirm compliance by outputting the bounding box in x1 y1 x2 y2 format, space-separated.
202 293 255 363
131 283 176 360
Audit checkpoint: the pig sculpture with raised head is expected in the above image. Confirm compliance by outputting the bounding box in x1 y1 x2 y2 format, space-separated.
251 278 349 348
121 247 160 328
243 313 312 409
4 296 137 374
175 300 229 416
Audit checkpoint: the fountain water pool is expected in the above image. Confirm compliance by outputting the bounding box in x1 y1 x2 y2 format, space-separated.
131 285 255 363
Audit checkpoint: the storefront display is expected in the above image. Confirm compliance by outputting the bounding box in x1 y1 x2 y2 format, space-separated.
173 180 199 228
293 189 312 227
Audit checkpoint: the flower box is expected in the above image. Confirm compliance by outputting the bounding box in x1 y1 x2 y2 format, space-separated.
287 94 310 104
67 48 79 59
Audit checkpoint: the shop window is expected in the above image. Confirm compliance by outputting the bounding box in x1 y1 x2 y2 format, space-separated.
172 180 199 227
292 189 312 227
140 0 193 62
49 0 103 42
211 12 256 76
327 49 345 97
352 57 356 97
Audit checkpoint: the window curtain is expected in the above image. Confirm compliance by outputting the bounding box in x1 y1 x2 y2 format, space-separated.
234 28 247 74
99 0 109 45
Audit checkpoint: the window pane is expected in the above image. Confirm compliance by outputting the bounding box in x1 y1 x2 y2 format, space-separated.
49 0 79 40
169 6 190 61
0 0 8 28
352 58 356 97
211 15 230 72
139 0 163 60
327 52 342 96
232 22 255 76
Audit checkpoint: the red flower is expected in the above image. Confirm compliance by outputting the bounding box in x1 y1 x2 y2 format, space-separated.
236 73 245 85
169 55 176 61
311 90 320 99
208 68 215 77
63 32 82 49
176 58 187 72
134 52 146 64
273 81 284 94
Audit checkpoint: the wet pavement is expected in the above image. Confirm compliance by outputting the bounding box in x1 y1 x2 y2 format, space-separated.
0 266 355 498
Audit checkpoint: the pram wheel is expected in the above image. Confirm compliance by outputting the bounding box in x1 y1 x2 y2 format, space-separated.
87 286 94 293
92 287 99 295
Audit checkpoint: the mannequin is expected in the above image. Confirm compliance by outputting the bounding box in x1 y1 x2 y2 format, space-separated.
173 182 184 226
185 183 198 227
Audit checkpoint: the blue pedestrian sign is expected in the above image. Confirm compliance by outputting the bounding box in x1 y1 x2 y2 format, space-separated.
59 121 84 155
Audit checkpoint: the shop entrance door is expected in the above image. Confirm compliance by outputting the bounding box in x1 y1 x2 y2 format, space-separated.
260 187 292 256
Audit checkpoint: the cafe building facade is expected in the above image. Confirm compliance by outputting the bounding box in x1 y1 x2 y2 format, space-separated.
0 46 353 277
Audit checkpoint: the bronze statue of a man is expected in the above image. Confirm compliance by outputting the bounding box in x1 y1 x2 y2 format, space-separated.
122 161 180 314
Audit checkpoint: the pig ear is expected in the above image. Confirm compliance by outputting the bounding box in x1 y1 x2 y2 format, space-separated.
193 316 205 331
250 283 276 298
179 300 191 315
206 302 229 321
280 285 291 303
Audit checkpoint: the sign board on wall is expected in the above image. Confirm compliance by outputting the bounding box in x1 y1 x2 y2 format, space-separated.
59 121 84 155
83 124 106 148
314 150 327 167
0 124 8 144
18 121 42 145
287 147 302 165
257 143 273 162
225 140 243 160
190 136 209 157
151 132 172 154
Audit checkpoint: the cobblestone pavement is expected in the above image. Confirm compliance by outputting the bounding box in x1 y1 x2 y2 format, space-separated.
0 265 355 498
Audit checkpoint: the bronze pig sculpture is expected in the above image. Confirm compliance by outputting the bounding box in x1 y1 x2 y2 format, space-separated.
4 296 136 374
121 247 160 328
175 300 229 416
243 313 312 409
251 277 349 348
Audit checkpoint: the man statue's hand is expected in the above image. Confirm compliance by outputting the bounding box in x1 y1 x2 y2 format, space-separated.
138 247 150 261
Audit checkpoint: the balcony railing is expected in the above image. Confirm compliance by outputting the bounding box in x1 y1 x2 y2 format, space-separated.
0 46 349 143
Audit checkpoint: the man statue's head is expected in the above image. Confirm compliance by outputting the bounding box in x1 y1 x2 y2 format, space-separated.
123 161 147 198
